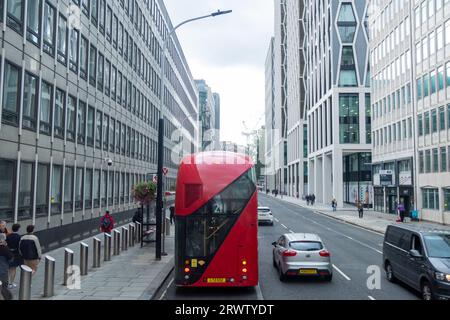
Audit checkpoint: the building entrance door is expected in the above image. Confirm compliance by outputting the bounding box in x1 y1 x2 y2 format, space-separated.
387 195 397 214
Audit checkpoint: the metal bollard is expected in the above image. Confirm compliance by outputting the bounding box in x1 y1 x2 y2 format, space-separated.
165 217 171 236
63 248 74 286
135 222 141 242
129 224 135 247
18 265 33 300
93 238 101 268
43 256 56 297
104 233 112 261
113 229 121 255
80 242 89 276
122 227 128 251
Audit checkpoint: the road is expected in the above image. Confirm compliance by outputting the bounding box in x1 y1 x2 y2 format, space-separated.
154 193 420 300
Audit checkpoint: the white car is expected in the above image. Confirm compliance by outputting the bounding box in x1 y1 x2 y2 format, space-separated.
258 207 274 226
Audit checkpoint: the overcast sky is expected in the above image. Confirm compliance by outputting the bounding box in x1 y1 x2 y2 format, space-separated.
163 0 274 145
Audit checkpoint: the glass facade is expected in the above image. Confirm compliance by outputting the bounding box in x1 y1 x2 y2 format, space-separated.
339 94 360 144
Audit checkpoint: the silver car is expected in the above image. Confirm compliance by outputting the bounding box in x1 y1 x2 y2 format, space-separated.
258 206 274 225
272 233 332 281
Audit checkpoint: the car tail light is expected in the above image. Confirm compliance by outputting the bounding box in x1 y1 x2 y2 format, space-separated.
282 250 297 257
319 250 330 257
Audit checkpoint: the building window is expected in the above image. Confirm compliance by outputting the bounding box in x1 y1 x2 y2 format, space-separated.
57 14 67 65
417 78 422 100
36 163 49 216
339 93 359 144
22 72 38 131
43 1 56 56
439 106 446 131
89 45 97 86
85 168 92 209
0 159 15 221
438 66 445 90
103 113 109 150
81 0 90 16
423 74 429 97
2 61 21 126
111 66 116 101
441 147 447 172
419 151 424 173
75 167 83 210
80 36 88 80
337 2 357 43
63 166 73 213
101 170 107 207
424 111 430 135
51 164 62 214
422 188 439 210
97 53 104 92
7 0 24 33
27 0 41 45
67 95 76 141
93 169 100 208
109 118 115 152
39 80 52 135
99 0 105 34
425 149 431 173
104 59 110 96
69 27 79 74
116 120 121 154
418 114 424 136
95 110 102 149
91 0 98 26
54 88 65 139
444 188 450 212
431 109 438 133
77 101 86 145
433 148 439 172
86 106 94 147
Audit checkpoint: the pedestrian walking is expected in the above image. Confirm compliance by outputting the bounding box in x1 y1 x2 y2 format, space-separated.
169 206 175 225
331 199 337 212
398 201 406 223
311 194 316 206
6 224 22 289
0 233 13 300
100 211 115 234
358 201 364 218
19 225 42 275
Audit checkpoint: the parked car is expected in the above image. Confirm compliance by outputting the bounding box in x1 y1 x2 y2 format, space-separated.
272 233 332 281
258 207 274 226
383 224 450 300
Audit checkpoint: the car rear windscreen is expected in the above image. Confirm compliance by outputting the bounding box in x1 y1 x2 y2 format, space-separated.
289 241 323 251
258 208 270 212
424 234 450 258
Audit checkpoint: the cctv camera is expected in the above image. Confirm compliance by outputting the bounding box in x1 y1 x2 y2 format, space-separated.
105 158 113 166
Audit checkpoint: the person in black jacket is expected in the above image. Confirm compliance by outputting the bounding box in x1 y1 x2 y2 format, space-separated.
19 225 41 275
0 233 13 300
6 224 22 289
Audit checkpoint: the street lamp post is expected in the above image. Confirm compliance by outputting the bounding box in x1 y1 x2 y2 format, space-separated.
155 9 232 260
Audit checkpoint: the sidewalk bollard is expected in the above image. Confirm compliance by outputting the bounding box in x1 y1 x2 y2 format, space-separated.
18 265 33 300
80 242 89 276
43 256 56 297
135 222 141 242
104 233 112 261
165 217 171 236
129 224 135 247
113 229 121 255
122 227 128 251
63 248 74 286
93 238 101 268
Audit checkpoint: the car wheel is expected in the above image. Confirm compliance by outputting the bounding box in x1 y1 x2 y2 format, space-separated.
273 256 277 268
278 263 286 281
270 221 274 226
421 280 433 301
324 274 332 282
385 262 396 283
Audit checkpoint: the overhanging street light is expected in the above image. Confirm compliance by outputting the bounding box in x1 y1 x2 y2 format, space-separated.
155 9 232 260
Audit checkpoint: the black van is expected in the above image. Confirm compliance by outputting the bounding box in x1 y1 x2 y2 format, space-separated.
383 224 450 300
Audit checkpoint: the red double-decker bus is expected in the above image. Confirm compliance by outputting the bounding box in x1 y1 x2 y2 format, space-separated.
174 151 258 287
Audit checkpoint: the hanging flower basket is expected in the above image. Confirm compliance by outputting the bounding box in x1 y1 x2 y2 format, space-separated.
132 181 157 205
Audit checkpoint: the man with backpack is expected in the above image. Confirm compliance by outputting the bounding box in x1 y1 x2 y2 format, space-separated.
100 211 115 234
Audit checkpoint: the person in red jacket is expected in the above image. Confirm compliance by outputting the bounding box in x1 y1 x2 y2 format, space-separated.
100 211 115 234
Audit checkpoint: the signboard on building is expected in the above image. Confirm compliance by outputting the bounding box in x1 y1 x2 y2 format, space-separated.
379 170 394 186
399 171 412 186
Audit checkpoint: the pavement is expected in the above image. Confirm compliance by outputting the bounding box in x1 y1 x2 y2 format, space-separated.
267 194 450 234
8 220 175 300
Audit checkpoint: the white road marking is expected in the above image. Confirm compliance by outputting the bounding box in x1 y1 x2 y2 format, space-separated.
274 218 279 222
281 223 288 229
288 229 294 233
346 236 353 240
368 296 376 300
255 284 264 300
332 264 351 281
158 277 174 300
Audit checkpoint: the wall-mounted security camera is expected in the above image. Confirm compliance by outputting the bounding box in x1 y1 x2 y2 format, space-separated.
105 158 113 166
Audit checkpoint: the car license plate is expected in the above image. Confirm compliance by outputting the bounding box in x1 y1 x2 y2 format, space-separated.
299 269 317 275
206 278 226 283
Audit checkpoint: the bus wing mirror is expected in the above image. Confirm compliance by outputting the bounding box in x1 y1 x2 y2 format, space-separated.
271 241 277 247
